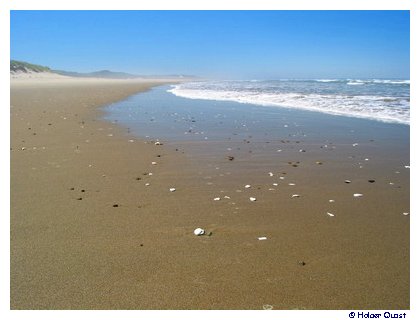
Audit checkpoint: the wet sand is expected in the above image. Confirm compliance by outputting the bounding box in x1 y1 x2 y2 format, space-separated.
10 79 409 309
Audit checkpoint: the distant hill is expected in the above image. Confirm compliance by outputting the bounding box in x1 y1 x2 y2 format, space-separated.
10 60 52 73
11 60 196 79
54 69 140 79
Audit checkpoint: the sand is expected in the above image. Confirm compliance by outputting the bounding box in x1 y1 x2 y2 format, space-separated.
10 77 409 310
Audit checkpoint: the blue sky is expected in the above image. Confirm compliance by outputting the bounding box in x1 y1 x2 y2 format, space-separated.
10 10 409 79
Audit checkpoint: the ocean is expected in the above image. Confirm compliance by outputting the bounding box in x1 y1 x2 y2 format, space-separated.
169 79 410 125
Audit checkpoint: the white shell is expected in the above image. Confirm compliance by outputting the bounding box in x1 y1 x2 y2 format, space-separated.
291 194 300 198
402 212 409 216
154 141 162 145
213 197 221 201
194 228 205 236
258 237 267 240
268 172 274 177
151 161 157 165
249 197 257 202
353 193 363 197
327 212 335 217
329 199 335 203
169 188 176 192
244 184 251 188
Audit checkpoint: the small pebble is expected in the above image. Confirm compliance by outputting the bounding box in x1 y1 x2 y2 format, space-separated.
113 204 119 207
194 228 205 236
345 180 351 184
368 180 375 183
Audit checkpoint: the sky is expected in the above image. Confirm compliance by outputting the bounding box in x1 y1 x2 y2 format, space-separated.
10 10 410 79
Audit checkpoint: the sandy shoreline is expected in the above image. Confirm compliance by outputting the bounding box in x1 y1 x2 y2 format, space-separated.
10 78 409 309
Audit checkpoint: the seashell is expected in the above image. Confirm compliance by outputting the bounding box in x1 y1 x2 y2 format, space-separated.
154 141 163 145
194 228 205 236
402 212 409 216
404 165 410 169
258 237 267 240
223 196 231 199
288 183 296 186
345 180 351 184
145 183 150 186
272 183 278 186
291 194 300 198
169 188 176 192
352 143 359 146
151 161 157 165
327 212 335 217
353 193 363 197
249 197 257 201
245 184 251 188
329 199 335 203
268 172 274 177
213 197 221 201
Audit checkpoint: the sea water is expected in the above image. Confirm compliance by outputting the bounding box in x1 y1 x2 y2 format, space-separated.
103 84 409 158
169 79 410 125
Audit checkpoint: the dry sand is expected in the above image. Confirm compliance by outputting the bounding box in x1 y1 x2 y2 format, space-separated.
10 77 409 309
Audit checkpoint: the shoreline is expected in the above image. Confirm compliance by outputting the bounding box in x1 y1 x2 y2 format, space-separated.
10 78 409 309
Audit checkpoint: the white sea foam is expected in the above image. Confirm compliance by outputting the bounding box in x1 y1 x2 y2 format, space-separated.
169 80 410 125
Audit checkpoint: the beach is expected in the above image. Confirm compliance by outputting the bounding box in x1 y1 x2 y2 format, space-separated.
10 77 409 310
